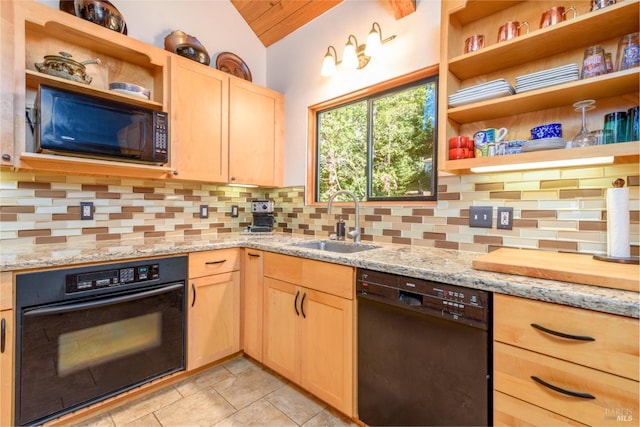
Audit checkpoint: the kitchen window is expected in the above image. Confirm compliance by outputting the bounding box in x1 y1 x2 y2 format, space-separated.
309 66 438 203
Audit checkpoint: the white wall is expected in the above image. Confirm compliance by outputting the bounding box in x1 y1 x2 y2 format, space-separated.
35 0 267 85
266 0 441 186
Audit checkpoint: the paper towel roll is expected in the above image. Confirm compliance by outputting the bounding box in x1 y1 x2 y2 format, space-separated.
606 187 630 258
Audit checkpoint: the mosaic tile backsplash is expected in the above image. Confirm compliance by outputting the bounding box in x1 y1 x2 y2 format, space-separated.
1 164 638 255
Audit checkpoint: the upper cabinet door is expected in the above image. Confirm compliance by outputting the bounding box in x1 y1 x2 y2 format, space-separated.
228 78 284 187
170 56 229 183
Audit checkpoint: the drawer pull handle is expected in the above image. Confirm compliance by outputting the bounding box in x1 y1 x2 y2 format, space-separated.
301 293 307 319
205 260 227 265
531 323 595 341
1 318 5 353
248 253 261 258
531 376 595 399
294 290 300 316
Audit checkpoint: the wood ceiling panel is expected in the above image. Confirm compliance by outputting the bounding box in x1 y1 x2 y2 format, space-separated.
231 0 417 47
231 0 343 47
259 1 343 46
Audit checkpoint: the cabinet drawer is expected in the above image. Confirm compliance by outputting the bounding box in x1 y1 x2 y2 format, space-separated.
494 391 587 426
494 342 639 426
494 294 639 381
189 249 240 278
264 252 354 299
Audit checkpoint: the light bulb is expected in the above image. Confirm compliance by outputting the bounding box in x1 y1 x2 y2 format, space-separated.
320 46 337 76
365 27 382 56
342 38 358 69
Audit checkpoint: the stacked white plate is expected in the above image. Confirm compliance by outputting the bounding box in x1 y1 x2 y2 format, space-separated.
448 79 515 107
515 64 580 93
521 137 566 152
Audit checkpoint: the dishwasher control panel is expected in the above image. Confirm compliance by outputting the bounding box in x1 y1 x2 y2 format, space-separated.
356 269 489 328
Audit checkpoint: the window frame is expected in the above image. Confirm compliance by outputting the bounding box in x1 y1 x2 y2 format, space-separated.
307 65 439 206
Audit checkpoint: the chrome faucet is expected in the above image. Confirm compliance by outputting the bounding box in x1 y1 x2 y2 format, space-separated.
327 190 361 242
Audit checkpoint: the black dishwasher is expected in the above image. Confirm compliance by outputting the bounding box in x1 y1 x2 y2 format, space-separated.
357 269 491 426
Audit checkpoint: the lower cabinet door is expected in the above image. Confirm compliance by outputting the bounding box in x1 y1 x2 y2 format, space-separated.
262 277 298 382
1 310 14 427
242 250 263 362
188 271 240 370
299 288 353 417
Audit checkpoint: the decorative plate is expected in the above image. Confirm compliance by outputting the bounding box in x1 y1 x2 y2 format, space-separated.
216 52 252 82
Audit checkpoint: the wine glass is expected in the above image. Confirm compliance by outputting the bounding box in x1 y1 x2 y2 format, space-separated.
571 99 597 148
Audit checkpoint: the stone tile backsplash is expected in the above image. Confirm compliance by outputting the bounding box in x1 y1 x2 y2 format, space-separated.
1 164 638 255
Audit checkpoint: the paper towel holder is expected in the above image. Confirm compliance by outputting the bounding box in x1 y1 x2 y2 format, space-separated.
593 178 639 264
593 254 639 264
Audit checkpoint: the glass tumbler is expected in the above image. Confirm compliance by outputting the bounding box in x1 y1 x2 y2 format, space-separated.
581 46 607 78
627 106 639 142
603 111 627 144
616 32 640 71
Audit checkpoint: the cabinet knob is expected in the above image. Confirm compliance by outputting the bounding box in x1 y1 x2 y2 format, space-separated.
1 154 11 161
173 170 179 176
230 176 236 181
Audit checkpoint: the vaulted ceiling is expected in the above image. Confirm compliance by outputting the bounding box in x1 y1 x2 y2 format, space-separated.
230 0 417 47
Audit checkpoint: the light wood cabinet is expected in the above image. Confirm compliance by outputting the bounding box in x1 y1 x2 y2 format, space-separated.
228 78 284 187
169 55 228 182
439 0 639 174
242 249 264 362
493 293 639 425
263 252 354 416
169 61 284 186
8 0 171 179
187 249 241 370
0 0 16 167
0 310 13 427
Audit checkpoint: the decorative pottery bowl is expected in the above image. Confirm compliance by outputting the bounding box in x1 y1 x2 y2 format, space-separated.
531 123 562 139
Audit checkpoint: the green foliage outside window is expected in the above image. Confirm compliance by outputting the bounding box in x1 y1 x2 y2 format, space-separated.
316 77 437 202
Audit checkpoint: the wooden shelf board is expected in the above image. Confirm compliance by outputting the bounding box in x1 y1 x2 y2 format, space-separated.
19 152 171 179
25 70 164 110
449 1 526 26
449 0 640 80
442 141 639 173
448 69 639 123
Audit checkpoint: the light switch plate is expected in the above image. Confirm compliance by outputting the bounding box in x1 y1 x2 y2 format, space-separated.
231 205 239 218
469 206 492 228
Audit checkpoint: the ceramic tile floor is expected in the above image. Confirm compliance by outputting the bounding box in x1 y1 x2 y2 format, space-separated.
75 356 358 427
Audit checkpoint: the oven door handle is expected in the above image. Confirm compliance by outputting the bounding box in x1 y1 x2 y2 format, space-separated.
23 283 185 317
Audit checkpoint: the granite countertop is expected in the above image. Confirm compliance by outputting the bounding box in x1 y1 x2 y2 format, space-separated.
2 233 638 318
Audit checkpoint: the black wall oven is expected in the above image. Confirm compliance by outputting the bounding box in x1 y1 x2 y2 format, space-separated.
15 256 187 426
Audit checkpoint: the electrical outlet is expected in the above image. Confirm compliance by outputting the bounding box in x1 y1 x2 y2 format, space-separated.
80 202 93 220
469 206 492 228
200 205 209 219
231 205 239 218
497 207 514 230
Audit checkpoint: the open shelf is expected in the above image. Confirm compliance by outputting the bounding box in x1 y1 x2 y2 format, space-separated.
443 141 640 173
449 0 639 80
448 69 640 123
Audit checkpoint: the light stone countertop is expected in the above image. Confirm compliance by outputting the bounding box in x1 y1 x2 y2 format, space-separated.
2 233 638 318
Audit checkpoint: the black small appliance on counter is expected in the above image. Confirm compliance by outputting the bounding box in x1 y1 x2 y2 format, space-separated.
250 200 275 232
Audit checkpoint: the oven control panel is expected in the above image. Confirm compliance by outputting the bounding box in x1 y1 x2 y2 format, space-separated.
66 263 160 293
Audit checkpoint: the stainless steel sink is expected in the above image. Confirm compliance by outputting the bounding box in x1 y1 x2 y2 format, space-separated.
290 240 379 253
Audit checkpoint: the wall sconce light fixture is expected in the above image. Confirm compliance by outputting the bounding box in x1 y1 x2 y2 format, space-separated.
321 22 396 77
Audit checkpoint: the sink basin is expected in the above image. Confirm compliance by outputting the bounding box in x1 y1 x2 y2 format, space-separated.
290 240 379 254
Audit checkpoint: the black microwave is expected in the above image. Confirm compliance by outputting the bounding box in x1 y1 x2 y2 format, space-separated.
36 85 169 164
